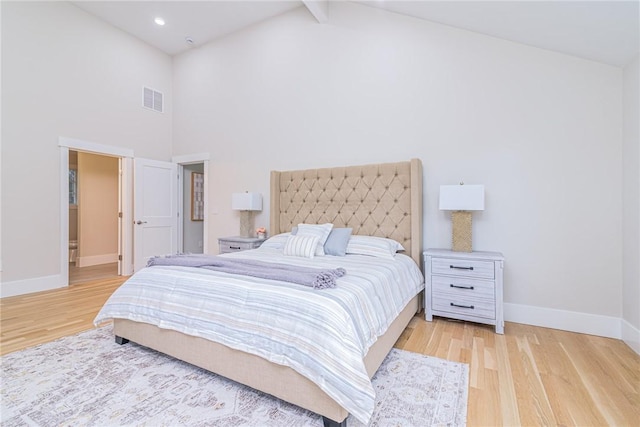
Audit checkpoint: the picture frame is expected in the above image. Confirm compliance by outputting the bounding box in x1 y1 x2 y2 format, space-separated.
191 172 204 221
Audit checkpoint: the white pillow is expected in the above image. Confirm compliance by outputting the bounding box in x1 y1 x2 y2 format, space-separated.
345 235 405 260
296 223 334 256
283 234 320 258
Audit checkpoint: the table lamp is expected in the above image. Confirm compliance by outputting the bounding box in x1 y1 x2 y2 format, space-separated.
439 183 485 252
232 192 262 237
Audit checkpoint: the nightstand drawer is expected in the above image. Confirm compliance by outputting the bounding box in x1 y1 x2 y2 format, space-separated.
219 241 256 253
432 294 496 319
218 236 266 254
431 275 495 299
431 257 495 279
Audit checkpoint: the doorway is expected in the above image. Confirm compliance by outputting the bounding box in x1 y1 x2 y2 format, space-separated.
182 163 205 254
68 150 120 284
59 137 134 287
173 153 210 256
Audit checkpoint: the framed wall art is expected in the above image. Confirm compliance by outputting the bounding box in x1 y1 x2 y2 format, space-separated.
191 172 204 221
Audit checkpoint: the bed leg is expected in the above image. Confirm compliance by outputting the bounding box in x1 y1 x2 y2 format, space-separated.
115 336 129 345
322 416 347 427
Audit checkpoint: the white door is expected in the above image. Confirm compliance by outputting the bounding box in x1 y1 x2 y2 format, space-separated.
134 158 178 271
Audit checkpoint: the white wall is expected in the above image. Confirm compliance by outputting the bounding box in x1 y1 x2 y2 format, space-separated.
173 2 624 335
622 55 640 353
77 152 119 267
1 2 173 293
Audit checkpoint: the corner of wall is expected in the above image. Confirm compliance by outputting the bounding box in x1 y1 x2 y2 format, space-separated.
504 303 622 339
622 319 640 355
622 54 640 335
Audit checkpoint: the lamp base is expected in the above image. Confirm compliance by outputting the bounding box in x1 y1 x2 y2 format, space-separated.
451 211 473 252
239 211 255 238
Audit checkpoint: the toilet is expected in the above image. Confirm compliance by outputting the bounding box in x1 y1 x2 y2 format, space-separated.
69 240 78 264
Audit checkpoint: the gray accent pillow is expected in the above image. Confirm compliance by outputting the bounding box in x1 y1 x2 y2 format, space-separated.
292 226 352 257
323 227 353 256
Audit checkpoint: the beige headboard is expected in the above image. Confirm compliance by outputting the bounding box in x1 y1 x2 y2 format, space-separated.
270 159 423 266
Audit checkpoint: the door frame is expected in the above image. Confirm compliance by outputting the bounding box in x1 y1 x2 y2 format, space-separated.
172 153 210 254
58 137 134 284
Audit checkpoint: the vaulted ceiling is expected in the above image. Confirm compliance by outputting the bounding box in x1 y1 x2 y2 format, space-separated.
72 1 639 67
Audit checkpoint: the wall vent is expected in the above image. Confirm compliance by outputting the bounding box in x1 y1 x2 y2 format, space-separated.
143 87 163 113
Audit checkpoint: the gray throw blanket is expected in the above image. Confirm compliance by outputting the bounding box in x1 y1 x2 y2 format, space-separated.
147 254 346 290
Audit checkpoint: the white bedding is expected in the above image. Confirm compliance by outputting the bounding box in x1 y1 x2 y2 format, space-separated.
94 247 424 424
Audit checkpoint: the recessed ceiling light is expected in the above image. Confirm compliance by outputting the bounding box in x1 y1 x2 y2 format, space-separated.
154 17 165 26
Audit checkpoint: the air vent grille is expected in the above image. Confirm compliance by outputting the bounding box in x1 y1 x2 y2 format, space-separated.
143 87 163 113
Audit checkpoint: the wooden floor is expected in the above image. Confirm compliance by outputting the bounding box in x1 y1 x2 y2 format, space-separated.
396 317 640 426
0 276 124 355
69 262 119 285
1 278 638 426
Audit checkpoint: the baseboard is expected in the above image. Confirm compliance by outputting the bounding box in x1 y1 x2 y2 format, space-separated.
0 274 67 298
77 253 118 268
622 319 640 355
504 303 622 339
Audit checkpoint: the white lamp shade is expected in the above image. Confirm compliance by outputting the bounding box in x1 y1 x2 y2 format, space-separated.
439 185 485 211
232 192 262 211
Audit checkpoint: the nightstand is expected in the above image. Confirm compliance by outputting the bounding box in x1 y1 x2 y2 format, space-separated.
424 249 505 334
218 236 266 254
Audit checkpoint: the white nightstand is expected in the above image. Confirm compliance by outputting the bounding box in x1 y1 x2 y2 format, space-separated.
218 236 266 254
424 249 505 334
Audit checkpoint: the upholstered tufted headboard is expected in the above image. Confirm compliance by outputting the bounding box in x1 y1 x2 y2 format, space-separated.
270 159 423 266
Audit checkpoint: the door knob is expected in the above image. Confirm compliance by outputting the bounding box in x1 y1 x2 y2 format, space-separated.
135 220 148 225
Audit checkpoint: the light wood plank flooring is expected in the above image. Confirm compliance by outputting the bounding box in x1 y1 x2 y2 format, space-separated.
396 316 639 426
1 278 638 426
1 277 124 355
69 262 119 285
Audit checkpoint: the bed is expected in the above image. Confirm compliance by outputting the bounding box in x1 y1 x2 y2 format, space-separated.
96 159 423 427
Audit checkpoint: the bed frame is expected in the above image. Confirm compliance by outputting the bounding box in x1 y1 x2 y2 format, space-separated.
114 159 423 427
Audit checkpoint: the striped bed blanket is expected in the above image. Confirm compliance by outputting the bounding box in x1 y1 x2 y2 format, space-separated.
94 247 424 424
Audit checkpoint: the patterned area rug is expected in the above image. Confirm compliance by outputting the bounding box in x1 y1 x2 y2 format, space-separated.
1 326 468 426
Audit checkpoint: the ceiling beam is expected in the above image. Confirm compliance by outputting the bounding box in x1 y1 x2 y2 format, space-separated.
302 0 328 23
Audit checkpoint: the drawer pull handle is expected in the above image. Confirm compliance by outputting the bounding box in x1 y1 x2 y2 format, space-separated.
450 265 474 270
450 302 474 309
230 246 241 250
450 284 474 290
